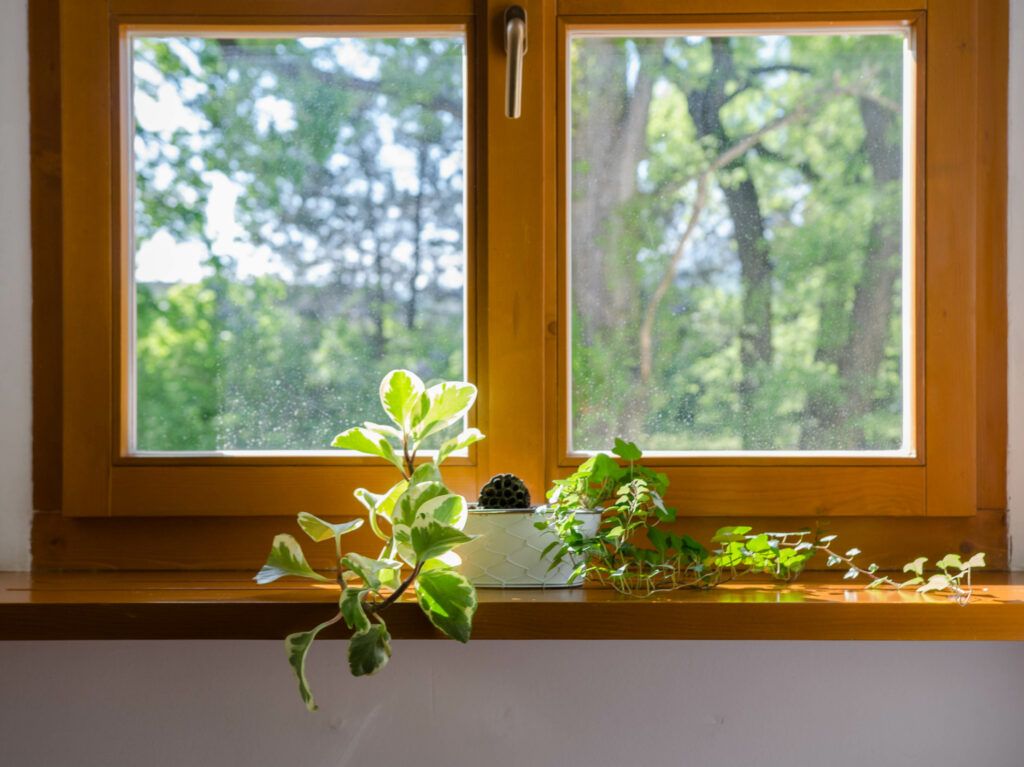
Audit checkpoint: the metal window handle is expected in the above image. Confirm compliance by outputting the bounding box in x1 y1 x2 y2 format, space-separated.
504 6 527 118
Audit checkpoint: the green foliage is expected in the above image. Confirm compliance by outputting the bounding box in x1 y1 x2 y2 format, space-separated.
544 440 984 601
256 369 482 709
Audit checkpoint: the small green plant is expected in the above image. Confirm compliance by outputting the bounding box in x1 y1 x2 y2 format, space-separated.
255 369 484 711
543 440 985 602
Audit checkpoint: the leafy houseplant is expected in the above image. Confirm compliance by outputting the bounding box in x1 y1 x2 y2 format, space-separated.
255 369 484 711
544 440 985 602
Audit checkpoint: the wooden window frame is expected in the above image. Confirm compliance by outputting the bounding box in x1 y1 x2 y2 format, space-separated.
33 0 1008 569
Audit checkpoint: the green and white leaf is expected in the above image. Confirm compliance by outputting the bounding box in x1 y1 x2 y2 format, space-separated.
354 480 408 539
348 623 392 676
963 552 986 569
417 493 468 530
903 556 928 576
341 552 403 591
285 615 339 712
379 369 424 430
410 520 476 563
936 554 963 570
331 427 403 471
255 534 331 584
416 567 477 643
918 573 952 593
413 381 477 441
340 588 371 634
436 427 485 465
296 512 363 543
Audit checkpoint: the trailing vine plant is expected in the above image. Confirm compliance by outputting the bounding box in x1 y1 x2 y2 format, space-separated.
255 369 484 710
542 440 985 605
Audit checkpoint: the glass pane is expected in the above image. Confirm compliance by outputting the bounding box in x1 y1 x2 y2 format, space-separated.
568 31 909 453
131 34 466 452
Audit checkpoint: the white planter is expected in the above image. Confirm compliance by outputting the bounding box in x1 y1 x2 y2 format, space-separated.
458 507 601 588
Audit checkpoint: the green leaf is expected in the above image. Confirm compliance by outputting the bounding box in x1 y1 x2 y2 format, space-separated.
436 427 485 465
612 438 642 462
903 556 928 576
711 526 753 543
339 589 371 634
866 578 888 589
331 427 402 471
647 527 670 554
348 624 392 676
354 480 408 540
255 534 331 584
285 615 339 712
415 381 478 441
417 494 468 529
296 512 363 543
410 521 475 563
342 553 403 591
900 576 924 589
936 554 963 570
416 568 477 642
963 552 986 569
746 534 770 553
379 369 424 430
918 573 952 593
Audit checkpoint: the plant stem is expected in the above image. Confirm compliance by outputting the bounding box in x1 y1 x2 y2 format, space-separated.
366 561 423 614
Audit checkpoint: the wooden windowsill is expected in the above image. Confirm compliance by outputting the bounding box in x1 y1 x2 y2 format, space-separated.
3 571 1024 641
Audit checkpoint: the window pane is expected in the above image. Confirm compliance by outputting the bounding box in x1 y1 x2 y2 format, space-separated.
131 35 466 452
568 31 909 453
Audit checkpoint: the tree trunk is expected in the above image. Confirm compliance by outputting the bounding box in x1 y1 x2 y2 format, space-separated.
687 39 775 449
799 97 901 449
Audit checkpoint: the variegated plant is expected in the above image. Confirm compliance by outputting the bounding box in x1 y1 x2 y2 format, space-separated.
256 369 484 711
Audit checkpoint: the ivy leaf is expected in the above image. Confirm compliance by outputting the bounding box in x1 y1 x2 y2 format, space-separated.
436 427 485 465
612 438 642 462
900 576 924 589
296 512 363 543
844 567 860 580
647 527 670 554
903 556 928 576
845 548 861 557
255 534 331 584
416 567 477 643
410 521 475 563
349 624 392 676
339 589 371 634
331 427 402 471
285 615 339 712
379 369 424 430
711 526 753 543
964 552 986 569
936 554 963 570
918 573 952 593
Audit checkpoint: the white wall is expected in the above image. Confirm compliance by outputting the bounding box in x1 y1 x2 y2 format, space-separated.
1008 0 1024 569
2 3 1024 766
0 0 31 570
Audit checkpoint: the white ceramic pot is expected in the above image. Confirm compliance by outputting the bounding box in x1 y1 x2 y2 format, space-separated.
458 507 601 588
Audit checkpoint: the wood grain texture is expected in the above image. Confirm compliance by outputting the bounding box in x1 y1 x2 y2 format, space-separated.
4 570 1024 642
30 0 63 513
557 0 929 14
31 509 1006 572
975 0 1009 510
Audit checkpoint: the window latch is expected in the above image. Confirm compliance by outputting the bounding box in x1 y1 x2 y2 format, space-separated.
504 5 527 118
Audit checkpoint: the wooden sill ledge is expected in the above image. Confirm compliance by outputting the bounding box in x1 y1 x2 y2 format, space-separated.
3 571 1024 641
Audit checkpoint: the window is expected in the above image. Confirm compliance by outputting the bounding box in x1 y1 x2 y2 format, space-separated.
45 0 1006 566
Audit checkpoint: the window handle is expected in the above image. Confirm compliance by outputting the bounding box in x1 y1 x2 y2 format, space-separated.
504 5 527 118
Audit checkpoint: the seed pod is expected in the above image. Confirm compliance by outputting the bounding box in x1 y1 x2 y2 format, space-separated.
477 473 531 509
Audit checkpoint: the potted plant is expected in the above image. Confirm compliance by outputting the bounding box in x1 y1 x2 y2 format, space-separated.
255 369 483 710
457 473 601 588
